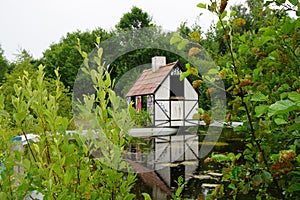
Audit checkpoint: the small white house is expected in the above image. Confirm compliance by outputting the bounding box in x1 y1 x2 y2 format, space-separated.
126 56 200 127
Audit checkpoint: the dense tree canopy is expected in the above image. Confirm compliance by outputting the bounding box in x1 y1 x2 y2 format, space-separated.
41 7 156 91
116 6 154 31
41 28 113 89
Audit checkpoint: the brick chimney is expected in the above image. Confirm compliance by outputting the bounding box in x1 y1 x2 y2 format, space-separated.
152 56 166 72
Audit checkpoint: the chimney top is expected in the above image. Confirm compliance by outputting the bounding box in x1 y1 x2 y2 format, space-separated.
152 56 166 72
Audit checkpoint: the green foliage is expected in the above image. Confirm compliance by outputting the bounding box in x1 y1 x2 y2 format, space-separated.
142 192 152 200
140 176 188 200
0 55 72 122
0 46 9 85
108 26 185 87
171 176 188 200
0 41 137 199
129 107 151 127
42 28 113 89
180 0 300 199
116 6 154 31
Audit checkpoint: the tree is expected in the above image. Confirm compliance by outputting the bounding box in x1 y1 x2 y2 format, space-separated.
110 8 184 95
41 28 113 90
116 6 154 31
108 28 188 97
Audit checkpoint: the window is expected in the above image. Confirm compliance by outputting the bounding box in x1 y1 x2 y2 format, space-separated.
170 67 184 98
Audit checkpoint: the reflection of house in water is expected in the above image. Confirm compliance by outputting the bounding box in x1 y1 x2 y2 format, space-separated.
154 134 199 185
128 132 199 199
125 56 202 198
126 56 200 127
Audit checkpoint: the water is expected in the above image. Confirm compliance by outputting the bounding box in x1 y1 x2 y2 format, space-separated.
129 126 245 199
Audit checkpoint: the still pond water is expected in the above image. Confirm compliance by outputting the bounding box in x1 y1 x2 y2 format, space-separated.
129 126 246 200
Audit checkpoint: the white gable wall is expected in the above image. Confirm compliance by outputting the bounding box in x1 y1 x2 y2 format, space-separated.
154 77 170 126
155 76 170 99
170 100 184 127
184 78 199 126
154 69 199 127
184 78 198 99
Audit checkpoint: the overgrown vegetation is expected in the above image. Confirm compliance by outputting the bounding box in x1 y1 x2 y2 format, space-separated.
0 1 299 199
173 0 300 199
0 40 137 199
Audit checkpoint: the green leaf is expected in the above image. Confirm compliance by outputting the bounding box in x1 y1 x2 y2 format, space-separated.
270 154 280 162
211 154 228 162
230 10 237 17
235 153 242 160
177 176 183 184
289 123 300 131
265 1 273 6
228 183 236 190
239 35 246 43
255 105 269 117
266 45 278 53
177 39 189 50
282 18 294 34
268 49 279 60
142 193 152 200
294 115 300 125
175 185 184 197
244 155 255 162
262 36 274 45
13 111 27 124
278 83 290 92
180 71 190 81
0 192 7 199
260 27 276 36
188 31 201 42
295 46 300 57
96 36 100 45
98 47 103 58
253 38 261 47
288 0 298 6
231 166 241 180
287 183 300 192
23 158 31 170
261 170 273 184
217 20 227 28
288 91 300 102
197 3 206 9
185 63 191 70
170 33 182 45
251 92 268 102
220 10 227 19
81 51 88 59
188 66 199 76
238 44 248 55
268 100 299 117
208 68 219 75
274 118 288 125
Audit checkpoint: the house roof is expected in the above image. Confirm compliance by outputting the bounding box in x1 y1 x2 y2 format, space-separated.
125 61 177 97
